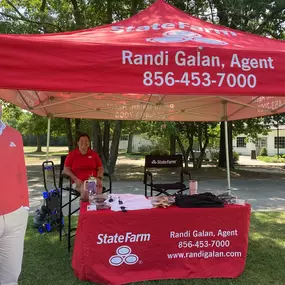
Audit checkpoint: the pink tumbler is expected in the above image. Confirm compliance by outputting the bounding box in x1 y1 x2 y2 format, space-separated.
189 180 198 195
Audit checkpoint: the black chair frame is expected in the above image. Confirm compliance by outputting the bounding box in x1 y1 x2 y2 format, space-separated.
144 155 191 197
42 155 112 252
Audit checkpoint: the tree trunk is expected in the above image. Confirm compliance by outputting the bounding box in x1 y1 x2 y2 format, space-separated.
106 0 112 23
131 0 138 16
71 0 85 29
218 122 234 169
107 120 122 174
36 135 42 152
195 123 209 169
228 121 233 168
196 151 204 168
170 134 176 154
74 118 81 147
92 120 103 155
127 132 134 153
176 135 191 171
212 0 229 26
65 118 73 151
103 121 110 161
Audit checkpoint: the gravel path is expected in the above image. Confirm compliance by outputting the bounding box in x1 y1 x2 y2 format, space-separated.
27 161 285 214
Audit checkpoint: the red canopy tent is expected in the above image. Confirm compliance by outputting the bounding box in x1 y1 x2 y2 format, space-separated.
0 2 283 282
0 0 284 122
0 0 285 189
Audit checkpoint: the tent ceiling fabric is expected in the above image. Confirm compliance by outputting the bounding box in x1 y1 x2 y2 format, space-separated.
0 0 285 121
0 89 284 121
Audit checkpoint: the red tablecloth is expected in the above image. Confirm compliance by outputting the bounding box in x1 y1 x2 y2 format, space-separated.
72 202 251 285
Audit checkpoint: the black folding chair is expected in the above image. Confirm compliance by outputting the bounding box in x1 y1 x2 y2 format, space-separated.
143 154 191 196
58 155 112 251
43 155 112 251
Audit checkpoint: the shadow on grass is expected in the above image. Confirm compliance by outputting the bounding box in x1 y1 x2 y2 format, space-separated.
20 212 285 285
113 163 285 182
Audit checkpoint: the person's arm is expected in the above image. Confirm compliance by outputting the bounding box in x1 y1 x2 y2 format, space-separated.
63 153 82 188
63 165 78 181
18 134 29 208
97 166 104 180
94 152 104 179
63 166 82 189
93 152 104 193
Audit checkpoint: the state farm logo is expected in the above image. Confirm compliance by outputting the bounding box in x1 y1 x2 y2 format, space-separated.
97 232 151 244
151 159 177 165
146 30 228 45
109 246 139 266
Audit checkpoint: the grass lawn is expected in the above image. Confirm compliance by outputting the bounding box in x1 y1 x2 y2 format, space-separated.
19 212 285 285
24 146 69 165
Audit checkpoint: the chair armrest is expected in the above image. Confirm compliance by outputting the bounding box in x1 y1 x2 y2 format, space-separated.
144 171 153 185
59 172 72 189
184 170 191 180
103 172 112 192
62 173 71 180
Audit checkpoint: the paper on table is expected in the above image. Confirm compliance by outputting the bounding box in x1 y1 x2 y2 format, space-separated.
107 194 153 211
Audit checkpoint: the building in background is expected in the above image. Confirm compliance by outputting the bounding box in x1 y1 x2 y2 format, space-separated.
233 126 285 156
115 133 153 152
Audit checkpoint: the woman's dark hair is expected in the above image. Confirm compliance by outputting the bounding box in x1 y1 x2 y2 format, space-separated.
77 133 91 143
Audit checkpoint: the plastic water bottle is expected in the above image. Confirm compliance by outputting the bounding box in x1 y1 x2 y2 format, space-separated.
84 177 97 204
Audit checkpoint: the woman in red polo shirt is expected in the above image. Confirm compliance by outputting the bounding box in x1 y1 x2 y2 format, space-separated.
63 133 104 199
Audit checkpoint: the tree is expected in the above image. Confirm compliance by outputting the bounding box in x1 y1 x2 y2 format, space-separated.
91 120 123 174
209 0 285 168
17 113 47 152
145 121 219 169
0 100 23 128
175 122 218 169
122 120 150 153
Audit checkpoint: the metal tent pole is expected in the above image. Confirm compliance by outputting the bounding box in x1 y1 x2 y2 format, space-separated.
223 102 231 194
46 117 51 161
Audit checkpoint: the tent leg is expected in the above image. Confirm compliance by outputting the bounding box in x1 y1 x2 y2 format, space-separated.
46 118 51 161
224 119 231 194
223 101 231 194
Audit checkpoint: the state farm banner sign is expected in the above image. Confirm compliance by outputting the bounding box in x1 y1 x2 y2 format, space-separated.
72 203 251 285
111 44 282 96
0 0 284 97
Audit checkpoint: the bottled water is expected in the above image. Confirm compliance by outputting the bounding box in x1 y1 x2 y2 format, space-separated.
86 178 97 204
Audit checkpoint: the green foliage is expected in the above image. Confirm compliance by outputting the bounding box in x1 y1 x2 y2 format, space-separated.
211 151 219 162
260 147 268 156
138 137 170 156
233 119 271 142
150 149 170 156
1 103 23 128
17 113 48 135
257 156 285 163
233 151 239 162
138 144 153 154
